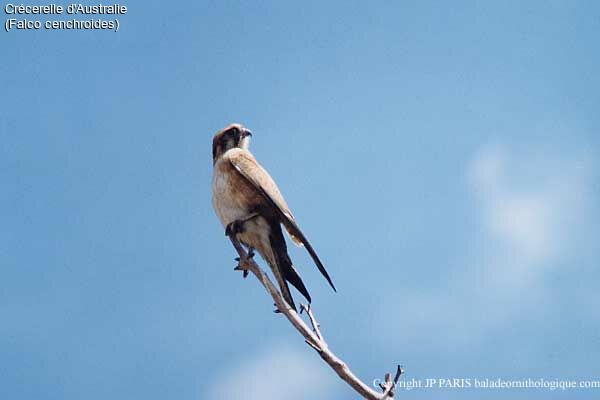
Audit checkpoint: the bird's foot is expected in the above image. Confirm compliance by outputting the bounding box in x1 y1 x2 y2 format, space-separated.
233 248 255 278
224 213 259 237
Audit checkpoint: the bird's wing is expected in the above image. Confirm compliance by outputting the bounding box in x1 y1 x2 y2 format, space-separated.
228 150 336 292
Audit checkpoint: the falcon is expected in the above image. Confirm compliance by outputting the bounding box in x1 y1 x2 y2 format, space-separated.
211 123 336 311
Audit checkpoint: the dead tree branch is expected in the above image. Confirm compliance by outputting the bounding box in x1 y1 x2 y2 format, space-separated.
228 235 402 400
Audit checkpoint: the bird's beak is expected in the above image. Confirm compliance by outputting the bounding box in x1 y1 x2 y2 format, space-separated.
243 129 252 137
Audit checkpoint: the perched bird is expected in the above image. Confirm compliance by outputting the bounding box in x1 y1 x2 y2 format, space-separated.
211 123 336 311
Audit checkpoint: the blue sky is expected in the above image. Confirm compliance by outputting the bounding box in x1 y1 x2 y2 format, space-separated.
2 1 599 399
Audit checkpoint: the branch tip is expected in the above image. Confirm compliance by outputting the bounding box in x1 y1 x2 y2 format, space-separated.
225 234 401 400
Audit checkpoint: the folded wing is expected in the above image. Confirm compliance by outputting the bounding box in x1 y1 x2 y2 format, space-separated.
228 150 336 292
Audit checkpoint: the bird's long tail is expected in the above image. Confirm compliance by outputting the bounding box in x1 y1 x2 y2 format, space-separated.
268 222 311 312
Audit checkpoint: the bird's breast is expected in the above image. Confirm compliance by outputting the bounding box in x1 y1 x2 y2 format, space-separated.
211 159 254 228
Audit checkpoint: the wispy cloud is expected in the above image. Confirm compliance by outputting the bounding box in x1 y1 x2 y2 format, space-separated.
372 144 594 350
205 342 336 400
468 145 589 288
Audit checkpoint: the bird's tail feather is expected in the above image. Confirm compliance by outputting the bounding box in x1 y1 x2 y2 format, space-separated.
269 223 311 311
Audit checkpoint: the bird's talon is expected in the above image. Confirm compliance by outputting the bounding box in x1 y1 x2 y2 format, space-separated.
234 252 253 275
234 264 250 278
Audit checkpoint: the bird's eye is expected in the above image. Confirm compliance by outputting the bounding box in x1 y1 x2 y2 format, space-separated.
225 127 239 138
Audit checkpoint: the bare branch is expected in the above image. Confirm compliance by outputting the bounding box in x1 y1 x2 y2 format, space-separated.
300 304 323 343
228 235 402 400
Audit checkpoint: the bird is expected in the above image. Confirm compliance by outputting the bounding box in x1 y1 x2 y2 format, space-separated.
211 123 336 311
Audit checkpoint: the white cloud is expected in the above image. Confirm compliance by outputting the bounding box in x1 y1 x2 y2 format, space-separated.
205 342 336 400
468 145 588 282
372 145 594 351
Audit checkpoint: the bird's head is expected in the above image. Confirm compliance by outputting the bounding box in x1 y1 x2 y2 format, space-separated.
212 123 253 164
